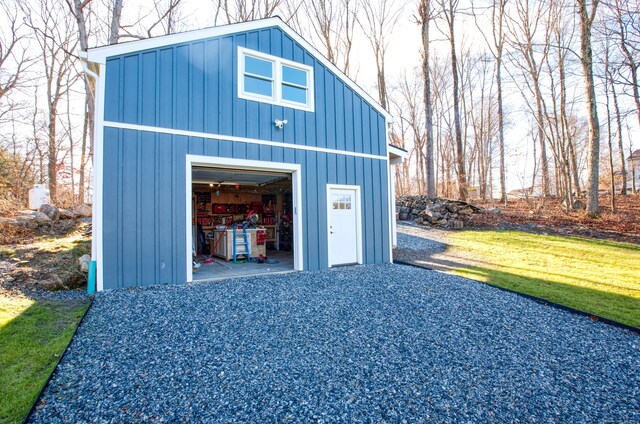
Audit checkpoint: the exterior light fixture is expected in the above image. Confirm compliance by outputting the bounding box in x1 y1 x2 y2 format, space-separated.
274 119 288 129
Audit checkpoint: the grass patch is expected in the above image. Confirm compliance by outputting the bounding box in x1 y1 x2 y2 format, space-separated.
441 231 640 328
0 295 90 423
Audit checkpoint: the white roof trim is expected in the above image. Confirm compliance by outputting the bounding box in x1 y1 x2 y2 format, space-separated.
86 17 392 121
388 144 408 158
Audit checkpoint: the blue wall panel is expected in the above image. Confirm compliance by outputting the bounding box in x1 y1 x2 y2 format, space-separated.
102 129 390 289
100 25 392 289
103 27 387 156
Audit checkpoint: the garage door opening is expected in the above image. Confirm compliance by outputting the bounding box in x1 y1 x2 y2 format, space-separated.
187 157 302 282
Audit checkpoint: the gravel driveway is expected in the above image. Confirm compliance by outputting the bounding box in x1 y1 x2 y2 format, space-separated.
30 265 639 422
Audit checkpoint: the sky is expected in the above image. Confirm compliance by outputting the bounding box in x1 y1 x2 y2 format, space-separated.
3 0 638 195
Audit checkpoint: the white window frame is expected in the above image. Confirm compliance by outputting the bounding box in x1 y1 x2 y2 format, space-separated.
238 47 315 112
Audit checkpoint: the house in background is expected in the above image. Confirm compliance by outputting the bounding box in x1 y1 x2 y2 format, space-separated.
627 149 640 191
82 17 406 290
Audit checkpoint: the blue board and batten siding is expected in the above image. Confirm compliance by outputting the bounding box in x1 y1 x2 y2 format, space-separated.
101 26 390 289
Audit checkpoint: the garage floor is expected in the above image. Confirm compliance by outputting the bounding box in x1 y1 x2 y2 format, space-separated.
192 250 294 281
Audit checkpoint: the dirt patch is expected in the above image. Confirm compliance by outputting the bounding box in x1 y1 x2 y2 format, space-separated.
0 221 91 295
469 195 640 245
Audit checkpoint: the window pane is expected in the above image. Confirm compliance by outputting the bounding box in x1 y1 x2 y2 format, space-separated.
245 55 273 78
244 75 273 97
282 84 307 104
282 65 307 86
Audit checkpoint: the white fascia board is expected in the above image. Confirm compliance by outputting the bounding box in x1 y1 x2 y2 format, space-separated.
85 18 392 121
388 144 408 159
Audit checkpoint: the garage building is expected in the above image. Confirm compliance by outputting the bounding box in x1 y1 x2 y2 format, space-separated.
83 17 405 290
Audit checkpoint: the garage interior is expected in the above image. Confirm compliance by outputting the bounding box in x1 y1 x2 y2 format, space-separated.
191 166 295 281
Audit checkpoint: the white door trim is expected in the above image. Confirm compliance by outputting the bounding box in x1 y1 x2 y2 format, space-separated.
185 154 303 282
326 184 363 267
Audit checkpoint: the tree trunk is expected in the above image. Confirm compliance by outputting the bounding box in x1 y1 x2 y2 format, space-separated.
109 0 124 44
420 0 436 198
605 69 616 213
79 107 89 203
610 78 627 194
578 0 600 216
48 106 57 204
496 52 506 204
448 16 467 200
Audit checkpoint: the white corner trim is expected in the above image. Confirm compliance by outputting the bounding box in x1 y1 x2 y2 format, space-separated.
388 161 397 253
238 47 315 112
103 121 388 162
85 17 392 121
91 63 106 291
185 155 303 283
326 184 363 267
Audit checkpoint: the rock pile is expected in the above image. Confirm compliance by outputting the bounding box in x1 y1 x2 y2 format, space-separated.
396 196 482 229
0 203 91 229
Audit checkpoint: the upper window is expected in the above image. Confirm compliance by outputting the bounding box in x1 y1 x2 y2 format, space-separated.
238 47 314 112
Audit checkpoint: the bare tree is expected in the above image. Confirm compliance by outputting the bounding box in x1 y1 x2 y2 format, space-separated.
505 0 551 197
609 67 627 195
607 0 640 129
358 0 401 110
0 3 32 124
396 70 426 194
213 0 282 24
109 0 124 43
66 0 95 203
145 0 185 37
436 0 467 200
603 40 617 212
118 0 185 40
388 93 412 195
417 0 436 198
23 0 80 204
472 0 507 203
578 0 600 216
308 0 359 76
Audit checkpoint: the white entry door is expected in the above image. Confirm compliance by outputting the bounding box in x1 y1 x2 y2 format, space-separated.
328 186 360 266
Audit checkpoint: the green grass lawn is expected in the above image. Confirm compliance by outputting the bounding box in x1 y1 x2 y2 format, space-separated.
439 231 640 328
0 296 90 423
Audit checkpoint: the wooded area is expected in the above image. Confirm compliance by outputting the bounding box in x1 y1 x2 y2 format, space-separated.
0 0 638 216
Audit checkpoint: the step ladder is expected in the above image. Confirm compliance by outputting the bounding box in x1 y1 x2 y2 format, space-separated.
232 224 251 263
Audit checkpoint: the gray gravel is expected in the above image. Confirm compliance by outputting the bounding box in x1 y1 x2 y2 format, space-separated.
30 264 639 423
396 221 449 253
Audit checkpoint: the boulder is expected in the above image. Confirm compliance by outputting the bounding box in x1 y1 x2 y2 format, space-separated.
39 204 60 220
0 217 19 226
396 195 481 229
78 254 91 273
74 204 92 217
16 210 51 223
451 220 464 230
59 208 78 219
